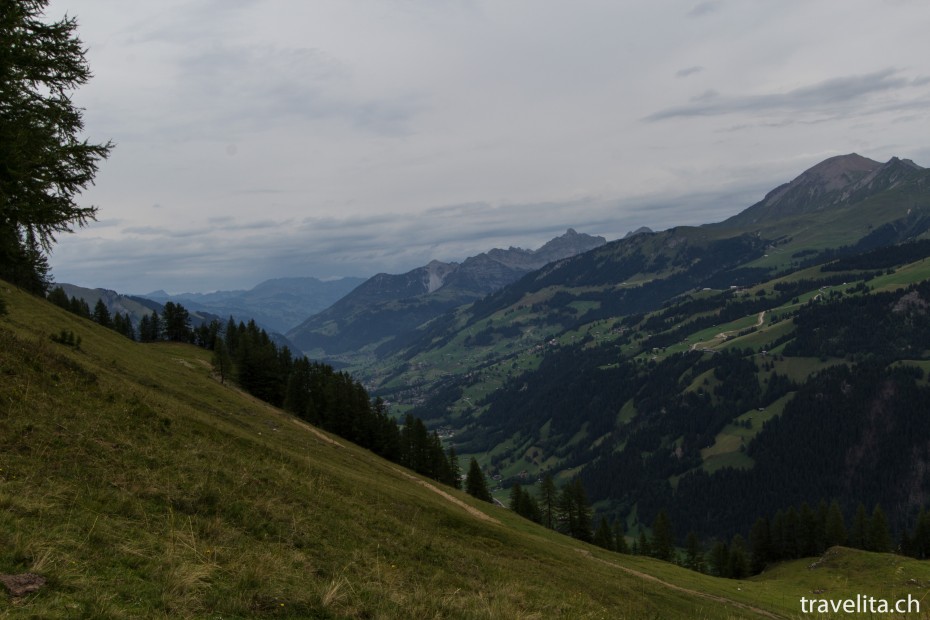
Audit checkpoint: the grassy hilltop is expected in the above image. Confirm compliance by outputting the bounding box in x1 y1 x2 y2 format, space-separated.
2 282 930 618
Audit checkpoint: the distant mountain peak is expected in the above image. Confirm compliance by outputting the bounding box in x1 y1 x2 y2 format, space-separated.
624 226 654 239
767 153 881 203
534 229 607 262
725 154 923 227
287 229 606 356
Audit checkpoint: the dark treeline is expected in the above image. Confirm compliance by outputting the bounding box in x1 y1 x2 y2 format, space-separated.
47 286 137 341
506 474 599 544
784 280 930 362
698 498 930 579
218 317 460 489
822 238 930 272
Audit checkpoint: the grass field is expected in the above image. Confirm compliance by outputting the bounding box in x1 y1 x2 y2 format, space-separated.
4 282 930 618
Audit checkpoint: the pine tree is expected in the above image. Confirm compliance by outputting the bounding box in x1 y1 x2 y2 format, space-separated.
749 517 772 573
867 504 891 552
47 286 69 309
728 534 750 579
465 458 492 503
557 478 592 542
69 295 89 318
709 541 729 577
650 510 675 562
446 446 461 490
593 517 614 551
798 502 818 557
538 473 557 530
825 500 847 548
0 0 113 292
637 530 651 557
913 508 930 559
212 338 233 385
614 521 630 554
162 301 192 342
850 503 869 549
91 298 110 327
684 531 704 572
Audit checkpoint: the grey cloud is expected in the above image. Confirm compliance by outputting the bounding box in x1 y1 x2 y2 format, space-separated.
122 225 209 238
646 69 910 121
51 171 781 294
676 66 704 78
688 2 721 18
169 43 420 139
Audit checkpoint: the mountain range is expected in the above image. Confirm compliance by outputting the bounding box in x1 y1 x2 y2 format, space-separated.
286 228 606 361
338 153 930 541
140 276 366 334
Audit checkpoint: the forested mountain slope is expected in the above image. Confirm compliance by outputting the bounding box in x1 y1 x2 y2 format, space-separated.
364 155 930 549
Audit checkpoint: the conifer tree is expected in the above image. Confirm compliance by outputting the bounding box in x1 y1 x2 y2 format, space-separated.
538 473 558 530
798 502 818 556
69 295 90 318
446 446 461 490
850 503 869 549
138 314 152 342
557 478 592 542
162 301 192 342
465 458 492 503
867 504 891 552
47 286 69 309
709 541 729 577
825 500 847 548
637 530 651 557
0 0 113 292
749 517 772 573
728 535 750 579
650 510 675 561
92 299 111 327
912 508 930 559
684 531 704 572
614 521 630 554
212 338 233 385
593 517 614 551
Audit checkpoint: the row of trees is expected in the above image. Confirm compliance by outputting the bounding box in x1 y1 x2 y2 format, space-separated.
500 474 599 543
214 317 462 489
685 501 892 579
47 286 137 340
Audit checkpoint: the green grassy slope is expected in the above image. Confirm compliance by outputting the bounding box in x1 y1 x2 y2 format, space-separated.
3 282 930 619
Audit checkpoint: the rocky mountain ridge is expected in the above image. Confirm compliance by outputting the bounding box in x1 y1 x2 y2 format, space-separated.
286 229 606 358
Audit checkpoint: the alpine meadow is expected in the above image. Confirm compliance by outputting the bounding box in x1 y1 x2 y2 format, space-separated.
5 1 930 618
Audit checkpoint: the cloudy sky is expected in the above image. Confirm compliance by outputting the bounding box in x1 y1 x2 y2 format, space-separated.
46 0 930 293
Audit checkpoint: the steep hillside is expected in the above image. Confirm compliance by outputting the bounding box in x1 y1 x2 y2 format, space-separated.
0 281 863 619
287 229 605 360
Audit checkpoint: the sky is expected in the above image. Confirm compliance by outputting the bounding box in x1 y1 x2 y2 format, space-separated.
45 0 930 293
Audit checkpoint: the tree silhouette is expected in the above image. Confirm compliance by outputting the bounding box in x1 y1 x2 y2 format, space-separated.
0 0 113 291
465 458 492 503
